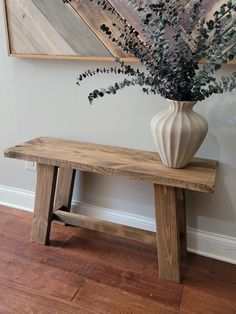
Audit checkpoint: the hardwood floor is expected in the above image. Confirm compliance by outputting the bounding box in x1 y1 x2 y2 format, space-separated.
0 205 235 313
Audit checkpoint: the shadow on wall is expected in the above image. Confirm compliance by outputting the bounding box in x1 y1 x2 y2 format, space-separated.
188 95 236 236
187 162 235 229
206 96 236 135
73 93 236 237
75 171 155 218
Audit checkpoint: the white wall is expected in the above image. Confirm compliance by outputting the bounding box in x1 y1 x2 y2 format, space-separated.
0 6 236 262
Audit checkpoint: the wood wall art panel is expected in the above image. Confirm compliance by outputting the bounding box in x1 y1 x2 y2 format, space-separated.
2 0 236 64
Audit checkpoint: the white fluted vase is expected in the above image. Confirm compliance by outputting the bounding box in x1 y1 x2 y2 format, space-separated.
151 100 208 168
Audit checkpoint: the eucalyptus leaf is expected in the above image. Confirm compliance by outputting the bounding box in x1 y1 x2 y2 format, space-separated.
63 0 236 103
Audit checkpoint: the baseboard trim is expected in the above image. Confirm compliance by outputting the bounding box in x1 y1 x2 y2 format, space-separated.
72 201 156 232
187 228 236 265
0 185 35 212
0 184 235 264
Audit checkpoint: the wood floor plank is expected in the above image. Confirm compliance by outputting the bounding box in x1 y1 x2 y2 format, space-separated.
182 265 236 303
182 254 236 303
0 210 31 239
180 287 236 314
0 226 183 309
187 253 236 282
0 251 25 282
0 226 71 266
0 278 93 314
0 205 32 220
48 235 183 308
0 243 84 301
0 206 156 273
0 205 79 239
0 250 83 302
0 206 75 246
73 279 178 314
60 233 157 274
2 218 71 248
1 206 236 313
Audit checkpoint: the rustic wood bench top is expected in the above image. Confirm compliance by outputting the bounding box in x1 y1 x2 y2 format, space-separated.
4 137 218 284
5 137 217 193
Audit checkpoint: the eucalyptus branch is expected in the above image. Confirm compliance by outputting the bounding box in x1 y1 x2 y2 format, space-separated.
100 24 153 68
77 65 143 86
62 0 236 102
198 72 236 99
88 75 146 104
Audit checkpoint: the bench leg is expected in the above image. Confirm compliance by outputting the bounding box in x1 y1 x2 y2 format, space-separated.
54 168 76 212
176 188 187 258
154 184 181 283
31 164 58 245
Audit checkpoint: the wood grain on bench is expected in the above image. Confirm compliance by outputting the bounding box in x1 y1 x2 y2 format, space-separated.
4 137 217 193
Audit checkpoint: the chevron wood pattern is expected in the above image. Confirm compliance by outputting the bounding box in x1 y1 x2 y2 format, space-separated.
5 0 76 55
3 0 236 63
31 0 111 56
69 1 127 58
5 0 111 57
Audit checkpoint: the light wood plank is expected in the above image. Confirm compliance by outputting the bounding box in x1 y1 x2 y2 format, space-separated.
31 163 58 245
7 53 236 65
54 168 76 212
31 0 111 56
3 0 235 64
54 209 156 246
154 184 181 283
5 137 218 193
8 53 137 62
5 0 77 55
69 0 127 57
109 0 151 43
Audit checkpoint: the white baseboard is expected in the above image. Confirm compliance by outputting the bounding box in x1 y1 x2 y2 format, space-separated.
0 185 35 212
72 201 156 232
187 228 236 265
0 184 235 264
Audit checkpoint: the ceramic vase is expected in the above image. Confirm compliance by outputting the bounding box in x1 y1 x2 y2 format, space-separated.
151 99 208 168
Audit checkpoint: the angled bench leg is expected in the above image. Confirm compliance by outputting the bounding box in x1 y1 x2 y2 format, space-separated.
54 168 76 212
31 164 58 245
154 184 181 283
176 188 187 259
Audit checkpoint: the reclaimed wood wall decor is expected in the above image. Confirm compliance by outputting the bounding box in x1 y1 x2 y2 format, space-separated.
2 0 236 64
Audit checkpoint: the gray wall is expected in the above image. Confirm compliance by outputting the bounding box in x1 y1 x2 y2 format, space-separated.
0 8 236 254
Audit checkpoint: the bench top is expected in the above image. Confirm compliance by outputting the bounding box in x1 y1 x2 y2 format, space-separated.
4 137 218 193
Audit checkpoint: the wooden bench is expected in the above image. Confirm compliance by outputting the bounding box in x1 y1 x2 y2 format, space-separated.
4 137 218 283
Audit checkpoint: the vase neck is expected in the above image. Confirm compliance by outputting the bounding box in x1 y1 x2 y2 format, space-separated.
167 99 197 112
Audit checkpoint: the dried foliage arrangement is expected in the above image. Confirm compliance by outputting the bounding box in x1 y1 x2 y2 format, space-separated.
63 0 236 104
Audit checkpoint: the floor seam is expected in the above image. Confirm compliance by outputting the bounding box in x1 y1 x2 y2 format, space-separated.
178 285 185 311
70 280 86 302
